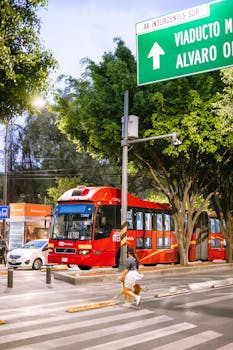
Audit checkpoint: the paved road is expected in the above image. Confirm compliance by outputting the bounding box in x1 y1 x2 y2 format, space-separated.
0 265 233 349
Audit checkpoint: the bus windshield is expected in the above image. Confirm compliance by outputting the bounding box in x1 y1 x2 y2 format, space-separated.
51 204 95 241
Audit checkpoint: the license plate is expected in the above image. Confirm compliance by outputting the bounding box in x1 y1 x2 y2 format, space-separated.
11 260 16 264
61 257 68 262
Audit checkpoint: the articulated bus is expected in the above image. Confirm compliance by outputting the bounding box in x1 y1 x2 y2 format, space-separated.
48 186 226 269
48 186 178 269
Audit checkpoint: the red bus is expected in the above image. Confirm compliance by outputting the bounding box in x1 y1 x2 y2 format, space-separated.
48 186 226 269
188 211 226 262
48 186 178 269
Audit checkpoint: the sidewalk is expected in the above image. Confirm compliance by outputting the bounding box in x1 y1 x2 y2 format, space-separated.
1 262 233 298
53 261 233 298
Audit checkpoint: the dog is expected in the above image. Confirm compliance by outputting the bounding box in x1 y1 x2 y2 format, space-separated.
114 277 147 300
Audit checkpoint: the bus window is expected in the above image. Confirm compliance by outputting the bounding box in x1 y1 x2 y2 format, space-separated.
136 237 144 249
216 219 220 233
157 214 163 231
157 237 163 248
223 219 226 228
145 212 152 230
184 213 188 231
136 212 143 230
211 236 221 248
144 237 152 249
164 214 170 231
164 237 171 247
210 218 215 233
127 209 134 230
94 205 120 240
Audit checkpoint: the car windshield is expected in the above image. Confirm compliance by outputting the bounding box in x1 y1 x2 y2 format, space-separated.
23 240 47 249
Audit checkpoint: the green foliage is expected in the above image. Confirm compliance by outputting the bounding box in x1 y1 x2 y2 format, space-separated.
0 0 56 121
47 177 84 209
8 109 124 203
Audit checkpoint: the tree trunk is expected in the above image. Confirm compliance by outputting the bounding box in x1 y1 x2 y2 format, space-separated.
177 241 189 265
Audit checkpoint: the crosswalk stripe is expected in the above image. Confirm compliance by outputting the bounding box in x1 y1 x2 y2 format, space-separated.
0 308 152 331
150 330 222 350
176 293 233 308
217 343 233 350
81 322 196 350
0 296 112 320
5 313 173 350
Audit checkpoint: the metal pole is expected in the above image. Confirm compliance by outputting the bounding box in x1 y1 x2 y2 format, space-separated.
2 122 9 239
7 267 13 288
118 91 129 272
46 265 52 284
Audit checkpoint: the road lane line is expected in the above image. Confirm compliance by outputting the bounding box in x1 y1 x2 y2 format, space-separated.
5 314 173 349
176 293 233 308
80 322 196 350
0 308 152 331
150 330 222 349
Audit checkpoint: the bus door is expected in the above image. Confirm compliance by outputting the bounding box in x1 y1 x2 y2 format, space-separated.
93 205 120 266
209 217 225 260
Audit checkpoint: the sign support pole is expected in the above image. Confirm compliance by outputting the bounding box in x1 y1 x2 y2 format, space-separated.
118 90 129 272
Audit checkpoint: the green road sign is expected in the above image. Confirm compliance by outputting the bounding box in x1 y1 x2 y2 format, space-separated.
136 0 233 85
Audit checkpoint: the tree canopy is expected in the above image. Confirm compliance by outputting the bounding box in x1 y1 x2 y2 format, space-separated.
0 0 56 122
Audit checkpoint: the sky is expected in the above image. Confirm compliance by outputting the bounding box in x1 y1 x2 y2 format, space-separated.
39 0 209 82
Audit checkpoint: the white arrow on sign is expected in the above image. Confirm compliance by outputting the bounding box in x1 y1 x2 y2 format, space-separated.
148 42 165 70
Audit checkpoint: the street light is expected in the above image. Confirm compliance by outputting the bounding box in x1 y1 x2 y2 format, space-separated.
118 91 182 271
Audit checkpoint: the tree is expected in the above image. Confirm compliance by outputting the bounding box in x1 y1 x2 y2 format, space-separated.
207 68 233 262
5 109 132 204
54 39 229 265
47 177 84 209
0 0 56 123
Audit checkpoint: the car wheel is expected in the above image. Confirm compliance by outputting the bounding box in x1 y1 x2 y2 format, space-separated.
32 258 43 270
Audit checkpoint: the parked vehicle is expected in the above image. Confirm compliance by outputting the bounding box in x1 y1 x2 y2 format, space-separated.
7 239 48 270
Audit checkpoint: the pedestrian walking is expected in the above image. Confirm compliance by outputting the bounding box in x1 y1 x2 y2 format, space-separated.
118 246 144 307
0 237 8 266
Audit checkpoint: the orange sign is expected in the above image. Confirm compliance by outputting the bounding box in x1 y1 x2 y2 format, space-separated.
25 204 51 217
10 203 51 218
9 203 25 217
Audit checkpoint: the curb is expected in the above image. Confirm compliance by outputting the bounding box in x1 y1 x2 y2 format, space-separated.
53 263 233 285
154 277 233 298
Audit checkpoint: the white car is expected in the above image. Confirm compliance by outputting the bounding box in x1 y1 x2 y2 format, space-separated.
7 239 48 270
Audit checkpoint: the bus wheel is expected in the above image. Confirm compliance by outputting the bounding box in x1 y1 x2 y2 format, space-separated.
78 265 91 270
112 250 120 268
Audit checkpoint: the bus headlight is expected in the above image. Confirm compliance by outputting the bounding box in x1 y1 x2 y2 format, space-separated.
78 250 90 255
